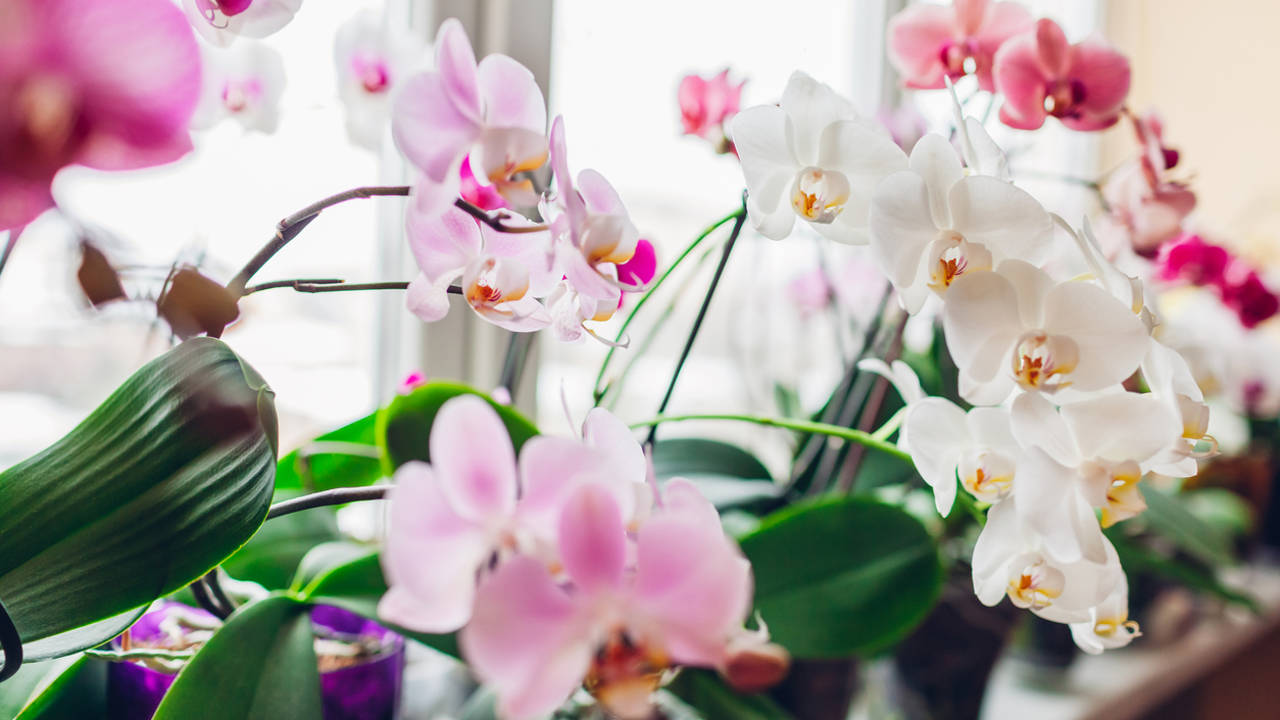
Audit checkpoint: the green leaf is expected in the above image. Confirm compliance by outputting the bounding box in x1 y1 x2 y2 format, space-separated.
221 491 343 590
378 382 539 473
0 657 76 719
1140 485 1235 567
1182 488 1254 540
290 542 378 593
739 496 942 658
13 655 108 720
22 606 147 661
296 551 459 658
274 413 382 492
652 438 780 512
665 669 792 720
653 438 773 481
0 338 277 654
153 595 321 720
1107 530 1257 611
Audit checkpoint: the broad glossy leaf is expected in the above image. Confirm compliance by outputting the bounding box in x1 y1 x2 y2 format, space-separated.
378 382 538 472
1141 485 1235 567
0 338 277 655
153 595 321 720
0 658 73 718
664 669 792 720
297 551 459 658
13 655 108 720
22 606 146 662
274 413 382 492
652 438 780 512
739 496 941 658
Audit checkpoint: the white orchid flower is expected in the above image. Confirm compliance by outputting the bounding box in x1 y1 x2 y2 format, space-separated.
973 496 1122 624
334 9 427 150
869 133 1051 313
942 260 1150 405
730 71 907 244
1142 338 1214 476
1011 392 1179 560
1069 578 1141 654
905 399 1019 517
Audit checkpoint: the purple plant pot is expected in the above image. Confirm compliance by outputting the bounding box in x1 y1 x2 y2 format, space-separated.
107 602 405 720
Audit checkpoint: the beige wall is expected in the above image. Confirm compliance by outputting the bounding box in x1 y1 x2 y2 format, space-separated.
1103 0 1280 265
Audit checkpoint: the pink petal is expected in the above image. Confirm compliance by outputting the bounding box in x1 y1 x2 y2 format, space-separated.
405 272 454 323
76 131 193 171
582 408 648 487
887 4 954 89
953 0 989 37
549 115 587 227
678 74 710 136
993 33 1048 130
558 484 627 591
406 204 481 281
460 556 591 720
460 155 509 210
51 0 201 151
428 394 520 522
477 54 546 133
616 238 657 287
518 436 614 537
0 175 54 231
1067 38 1130 121
559 241 624 301
970 2 1034 90
379 462 492 632
411 171 464 218
1033 18 1071 78
434 18 482 124
477 296 551 332
633 501 752 667
392 71 480 181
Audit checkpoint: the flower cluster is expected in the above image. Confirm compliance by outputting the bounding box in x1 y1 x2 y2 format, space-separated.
1157 234 1280 330
733 65 1210 652
889 1 1130 131
378 395 782 719
392 20 655 343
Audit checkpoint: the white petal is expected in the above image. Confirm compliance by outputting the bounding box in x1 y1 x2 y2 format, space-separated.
949 176 1052 266
942 269 1023 384
908 134 963 228
904 398 969 516
1014 447 1086 563
731 105 795 216
1043 282 1149 391
1061 392 1180 464
1009 391 1080 466
868 171 938 288
779 71 859 165
972 500 1020 606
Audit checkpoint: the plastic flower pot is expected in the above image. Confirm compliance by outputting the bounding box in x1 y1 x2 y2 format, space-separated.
107 603 405 720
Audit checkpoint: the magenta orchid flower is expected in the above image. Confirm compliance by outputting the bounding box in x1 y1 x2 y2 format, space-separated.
888 0 1033 91
678 70 744 155
404 204 555 332
616 239 657 308
393 18 547 216
993 18 1130 131
460 480 755 720
379 396 646 634
191 41 286 134
0 0 200 231
334 8 426 151
1156 234 1229 287
545 116 642 306
1222 266 1280 329
182 0 302 48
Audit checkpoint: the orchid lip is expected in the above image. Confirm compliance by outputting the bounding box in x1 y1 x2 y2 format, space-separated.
790 166 850 224
1011 331 1079 393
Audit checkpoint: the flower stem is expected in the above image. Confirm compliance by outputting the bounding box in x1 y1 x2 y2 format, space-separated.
643 197 748 448
630 413 913 465
498 332 536 399
591 206 746 405
265 486 389 520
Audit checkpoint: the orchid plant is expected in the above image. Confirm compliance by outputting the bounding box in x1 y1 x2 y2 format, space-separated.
0 1 1264 719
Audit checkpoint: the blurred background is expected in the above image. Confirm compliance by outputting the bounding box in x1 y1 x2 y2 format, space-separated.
3 1 1280 718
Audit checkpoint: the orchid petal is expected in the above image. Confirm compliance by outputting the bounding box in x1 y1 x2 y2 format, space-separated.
428 395 519 521
948 176 1052 266
406 204 482 282
393 71 480 180
904 398 969 516
780 71 859 165
558 483 627 591
908 134 963 229
869 171 938 288
476 54 546 132
1043 282 1148 391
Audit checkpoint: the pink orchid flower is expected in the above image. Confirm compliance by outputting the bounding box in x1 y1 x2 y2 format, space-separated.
545 116 640 307
392 18 547 216
678 70 744 155
1102 112 1195 254
379 396 647 633
0 0 200 231
888 0 1033 91
460 480 755 720
993 18 1130 131
191 41 286 134
404 204 555 332
182 0 302 48
1156 234 1229 287
333 9 427 151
